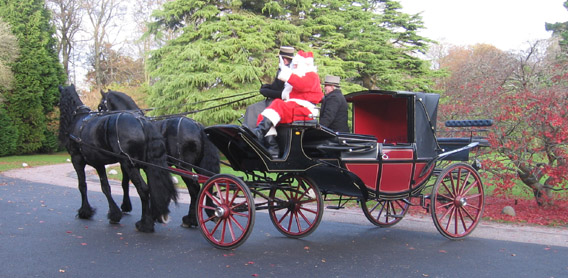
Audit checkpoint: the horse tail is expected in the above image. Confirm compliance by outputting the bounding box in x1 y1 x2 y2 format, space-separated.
143 121 178 222
196 125 221 175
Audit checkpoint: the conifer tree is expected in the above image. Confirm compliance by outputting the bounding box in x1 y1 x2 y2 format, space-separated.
0 0 66 154
147 0 438 125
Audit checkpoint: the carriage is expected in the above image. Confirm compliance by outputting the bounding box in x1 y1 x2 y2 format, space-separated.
194 89 492 249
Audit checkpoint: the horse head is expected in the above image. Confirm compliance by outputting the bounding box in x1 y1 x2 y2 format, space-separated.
98 89 144 115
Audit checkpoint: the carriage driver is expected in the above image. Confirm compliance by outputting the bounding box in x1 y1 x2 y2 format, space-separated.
251 50 323 158
243 46 294 128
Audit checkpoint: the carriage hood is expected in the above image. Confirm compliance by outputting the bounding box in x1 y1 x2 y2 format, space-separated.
344 90 440 159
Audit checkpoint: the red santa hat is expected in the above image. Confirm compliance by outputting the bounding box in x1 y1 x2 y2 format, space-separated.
297 50 314 67
291 50 316 75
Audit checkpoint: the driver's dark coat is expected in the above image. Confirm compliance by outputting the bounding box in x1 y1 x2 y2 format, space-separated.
244 69 285 128
319 88 349 133
259 68 285 99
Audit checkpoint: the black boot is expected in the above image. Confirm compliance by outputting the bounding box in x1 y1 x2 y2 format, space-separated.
252 118 273 141
264 135 279 158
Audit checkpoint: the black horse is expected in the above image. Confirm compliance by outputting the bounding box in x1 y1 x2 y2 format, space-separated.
59 85 177 232
98 89 220 227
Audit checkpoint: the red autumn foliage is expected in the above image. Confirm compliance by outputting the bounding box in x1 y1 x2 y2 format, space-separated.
436 41 568 207
483 88 568 206
407 195 568 226
482 196 568 226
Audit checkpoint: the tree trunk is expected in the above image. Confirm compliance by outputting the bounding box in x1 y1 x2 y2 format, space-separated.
517 169 554 207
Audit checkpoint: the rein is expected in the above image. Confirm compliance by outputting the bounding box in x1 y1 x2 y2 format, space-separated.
69 133 213 181
151 93 258 120
101 91 260 119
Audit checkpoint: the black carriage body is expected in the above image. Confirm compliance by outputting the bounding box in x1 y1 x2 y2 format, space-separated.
205 90 445 200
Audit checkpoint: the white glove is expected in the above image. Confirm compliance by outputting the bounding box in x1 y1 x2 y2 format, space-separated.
278 58 292 82
279 55 286 69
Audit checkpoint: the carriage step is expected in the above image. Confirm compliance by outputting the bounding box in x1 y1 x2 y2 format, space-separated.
326 205 345 210
387 214 404 218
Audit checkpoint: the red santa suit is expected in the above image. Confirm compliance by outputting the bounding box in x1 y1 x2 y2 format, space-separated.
257 50 323 136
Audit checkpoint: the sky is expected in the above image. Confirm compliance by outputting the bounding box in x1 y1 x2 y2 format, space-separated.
398 0 568 51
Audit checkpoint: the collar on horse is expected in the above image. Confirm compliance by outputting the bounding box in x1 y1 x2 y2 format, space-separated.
73 105 91 116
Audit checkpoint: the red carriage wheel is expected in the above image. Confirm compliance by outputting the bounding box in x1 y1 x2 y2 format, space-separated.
430 163 485 239
361 198 409 227
268 175 323 238
197 174 255 249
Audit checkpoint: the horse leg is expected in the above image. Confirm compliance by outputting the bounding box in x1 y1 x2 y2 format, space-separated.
123 165 154 233
120 164 133 213
72 160 95 219
181 177 200 228
94 166 122 224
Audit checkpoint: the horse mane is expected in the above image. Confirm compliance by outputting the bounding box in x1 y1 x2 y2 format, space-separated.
59 85 90 145
106 90 140 111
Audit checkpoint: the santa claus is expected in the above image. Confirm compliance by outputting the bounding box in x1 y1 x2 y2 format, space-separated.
252 50 323 158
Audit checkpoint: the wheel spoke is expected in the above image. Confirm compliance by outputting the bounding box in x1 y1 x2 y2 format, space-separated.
214 182 225 203
457 170 472 195
287 210 294 231
440 203 454 224
444 206 455 231
219 219 227 243
229 215 246 232
441 180 456 198
228 188 241 206
231 199 248 210
277 209 291 225
431 164 484 239
202 213 217 224
205 190 222 206
362 199 408 227
297 209 313 226
268 175 323 238
294 211 303 232
197 175 255 249
457 207 469 232
462 180 479 196
462 204 480 221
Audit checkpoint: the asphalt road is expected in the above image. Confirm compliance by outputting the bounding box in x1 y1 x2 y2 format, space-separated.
1 165 568 278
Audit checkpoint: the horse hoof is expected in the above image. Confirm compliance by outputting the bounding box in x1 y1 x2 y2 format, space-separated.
181 222 197 228
135 221 155 233
121 205 132 213
182 215 198 228
77 208 96 219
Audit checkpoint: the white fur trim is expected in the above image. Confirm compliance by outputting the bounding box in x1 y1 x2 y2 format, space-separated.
288 99 318 117
261 108 281 126
281 83 291 100
266 126 277 136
